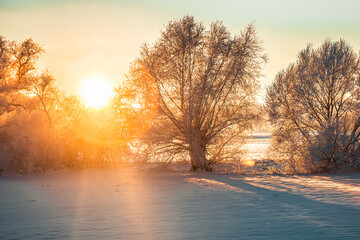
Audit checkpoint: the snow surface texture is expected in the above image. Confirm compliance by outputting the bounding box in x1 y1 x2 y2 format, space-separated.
1 168 360 239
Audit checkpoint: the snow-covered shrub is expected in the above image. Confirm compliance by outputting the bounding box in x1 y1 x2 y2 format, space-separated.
0 111 64 174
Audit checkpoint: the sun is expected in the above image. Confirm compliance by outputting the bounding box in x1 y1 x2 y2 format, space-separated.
79 76 114 108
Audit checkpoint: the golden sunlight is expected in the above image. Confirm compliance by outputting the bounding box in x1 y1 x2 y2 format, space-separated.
242 158 255 166
79 76 114 108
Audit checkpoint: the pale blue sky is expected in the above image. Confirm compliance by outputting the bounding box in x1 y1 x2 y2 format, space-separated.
1 0 360 99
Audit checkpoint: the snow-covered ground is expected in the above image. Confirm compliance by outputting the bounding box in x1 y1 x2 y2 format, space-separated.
1 167 360 239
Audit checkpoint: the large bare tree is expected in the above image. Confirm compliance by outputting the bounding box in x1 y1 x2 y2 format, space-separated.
124 16 267 171
266 40 360 173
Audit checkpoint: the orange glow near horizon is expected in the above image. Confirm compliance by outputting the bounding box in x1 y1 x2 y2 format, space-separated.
242 158 255 166
79 76 114 109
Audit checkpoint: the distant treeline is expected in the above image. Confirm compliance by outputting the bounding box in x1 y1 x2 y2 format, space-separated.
1 16 359 174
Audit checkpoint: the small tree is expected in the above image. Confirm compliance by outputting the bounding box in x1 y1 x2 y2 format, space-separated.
0 36 44 115
26 71 59 128
112 70 158 145
124 16 267 171
266 39 360 173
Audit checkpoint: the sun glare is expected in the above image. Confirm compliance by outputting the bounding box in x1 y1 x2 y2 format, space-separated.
79 76 114 109
242 158 255 166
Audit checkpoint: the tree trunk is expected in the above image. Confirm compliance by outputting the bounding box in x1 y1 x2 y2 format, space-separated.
189 138 212 172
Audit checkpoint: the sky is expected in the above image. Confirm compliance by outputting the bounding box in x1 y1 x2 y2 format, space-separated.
1 0 360 101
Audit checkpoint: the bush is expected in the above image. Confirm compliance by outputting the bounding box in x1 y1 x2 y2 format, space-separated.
0 111 64 174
